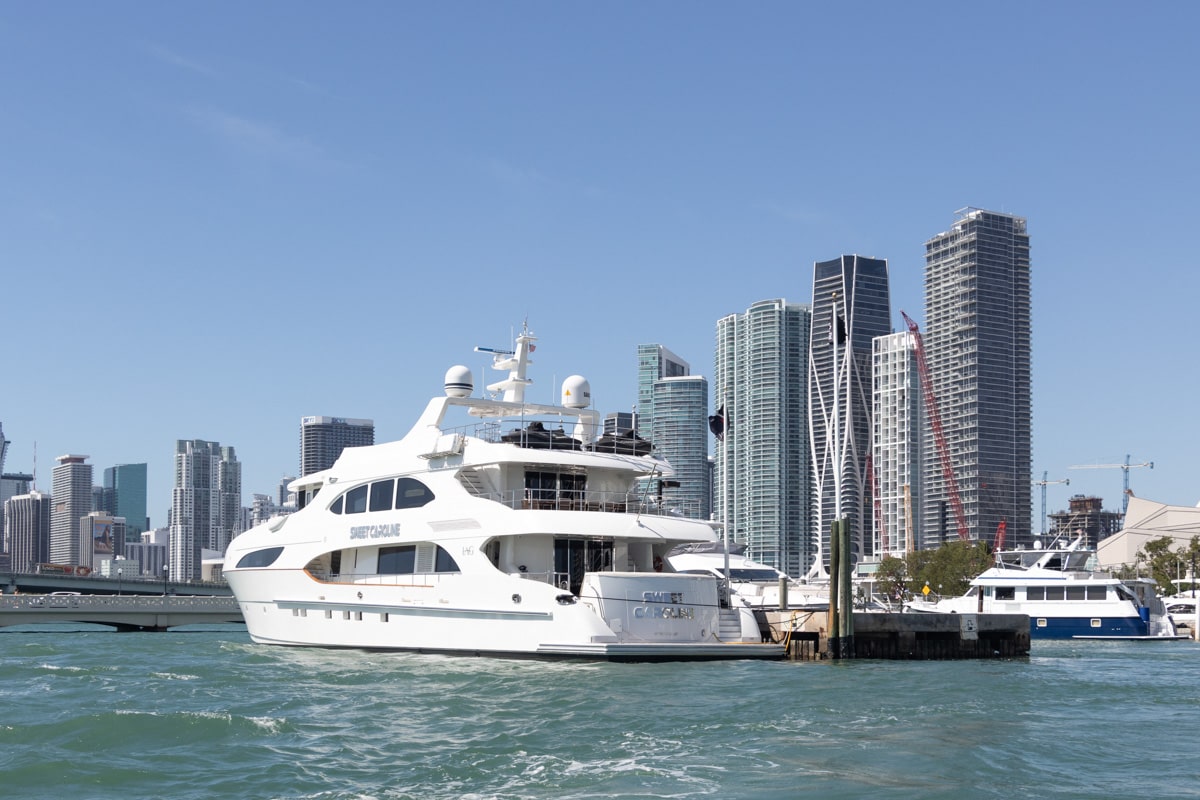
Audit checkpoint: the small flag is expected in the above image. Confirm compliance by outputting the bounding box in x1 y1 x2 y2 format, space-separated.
708 405 731 441
828 312 847 345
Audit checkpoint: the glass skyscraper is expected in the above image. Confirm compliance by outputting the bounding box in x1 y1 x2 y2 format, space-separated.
103 463 149 538
809 255 892 573
635 345 709 520
714 300 812 579
922 208 1032 548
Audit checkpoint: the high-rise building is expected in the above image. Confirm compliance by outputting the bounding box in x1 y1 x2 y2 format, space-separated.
923 208 1032 548
50 455 93 565
809 255 892 574
170 440 241 581
635 345 710 520
872 331 924 557
603 412 636 436
300 417 375 476
4 490 50 571
82 511 127 571
636 344 689 440
102 463 149 538
714 300 812 578
649 375 711 520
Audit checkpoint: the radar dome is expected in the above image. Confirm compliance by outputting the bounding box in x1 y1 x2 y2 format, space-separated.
561 375 591 409
444 365 473 398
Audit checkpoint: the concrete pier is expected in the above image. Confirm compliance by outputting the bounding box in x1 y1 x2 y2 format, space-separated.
759 610 1030 660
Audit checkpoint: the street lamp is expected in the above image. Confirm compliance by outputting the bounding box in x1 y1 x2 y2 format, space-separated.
117 567 123 596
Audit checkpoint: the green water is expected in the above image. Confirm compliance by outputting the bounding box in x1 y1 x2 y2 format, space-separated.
2 627 1197 799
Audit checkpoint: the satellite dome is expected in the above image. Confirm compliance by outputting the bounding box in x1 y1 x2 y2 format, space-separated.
561 375 591 409
444 365 473 398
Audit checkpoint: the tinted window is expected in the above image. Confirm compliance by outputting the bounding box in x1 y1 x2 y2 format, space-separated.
370 479 395 512
435 546 460 573
379 545 415 574
236 546 284 568
329 496 344 514
396 478 434 509
345 485 368 514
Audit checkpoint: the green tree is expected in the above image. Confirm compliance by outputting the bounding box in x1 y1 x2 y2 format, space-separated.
904 540 993 599
874 555 908 602
1136 535 1200 595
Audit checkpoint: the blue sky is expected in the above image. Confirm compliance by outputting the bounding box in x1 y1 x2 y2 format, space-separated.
2 2 1196 528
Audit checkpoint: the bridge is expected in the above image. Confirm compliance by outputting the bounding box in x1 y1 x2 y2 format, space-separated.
0 594 244 631
1 570 232 597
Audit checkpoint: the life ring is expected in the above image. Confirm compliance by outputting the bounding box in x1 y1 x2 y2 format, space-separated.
653 555 663 573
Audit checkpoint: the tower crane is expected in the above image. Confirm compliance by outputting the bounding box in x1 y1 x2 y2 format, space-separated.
1032 471 1070 536
1069 455 1153 515
900 311 969 541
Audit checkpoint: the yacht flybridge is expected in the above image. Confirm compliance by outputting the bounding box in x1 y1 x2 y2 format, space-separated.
224 325 783 661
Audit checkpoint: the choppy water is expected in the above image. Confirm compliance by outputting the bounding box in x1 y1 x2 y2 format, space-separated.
2 626 1198 799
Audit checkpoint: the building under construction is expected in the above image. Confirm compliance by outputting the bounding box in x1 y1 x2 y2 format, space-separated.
1048 495 1123 549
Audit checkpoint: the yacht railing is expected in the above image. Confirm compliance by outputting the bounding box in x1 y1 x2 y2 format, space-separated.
473 489 703 519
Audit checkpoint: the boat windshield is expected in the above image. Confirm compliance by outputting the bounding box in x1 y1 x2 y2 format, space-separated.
729 568 785 581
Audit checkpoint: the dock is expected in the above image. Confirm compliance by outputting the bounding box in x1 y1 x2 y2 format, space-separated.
0 594 244 631
760 610 1031 660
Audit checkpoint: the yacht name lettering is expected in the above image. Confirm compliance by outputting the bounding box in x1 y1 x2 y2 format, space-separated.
349 523 402 540
635 591 692 619
642 591 684 604
634 604 694 620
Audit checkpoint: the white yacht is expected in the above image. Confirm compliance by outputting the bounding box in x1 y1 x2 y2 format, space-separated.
224 325 782 661
906 537 1183 640
667 542 829 611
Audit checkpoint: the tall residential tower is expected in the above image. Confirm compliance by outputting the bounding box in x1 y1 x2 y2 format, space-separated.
170 440 241 580
714 300 812 578
300 417 375 476
922 208 1032 548
809 255 892 574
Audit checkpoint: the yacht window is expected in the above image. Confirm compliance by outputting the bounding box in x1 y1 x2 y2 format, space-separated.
370 479 395 512
1066 586 1086 601
329 496 344 514
995 587 1015 601
1026 586 1044 600
395 478 435 509
345 485 368 514
379 545 416 574
730 568 783 581
1045 586 1065 601
235 546 284 569
1087 586 1107 600
435 547 460 573
378 543 460 574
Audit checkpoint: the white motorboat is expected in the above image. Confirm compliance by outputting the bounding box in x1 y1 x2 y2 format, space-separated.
1163 593 1199 637
224 325 782 661
667 542 829 611
906 537 1184 640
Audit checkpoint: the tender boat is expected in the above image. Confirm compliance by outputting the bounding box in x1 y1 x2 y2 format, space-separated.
906 537 1185 640
224 325 782 661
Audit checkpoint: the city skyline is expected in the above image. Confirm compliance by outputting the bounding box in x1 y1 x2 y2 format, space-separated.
3 5 1196 526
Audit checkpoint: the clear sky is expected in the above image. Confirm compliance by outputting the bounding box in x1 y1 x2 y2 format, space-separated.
3 2 1197 530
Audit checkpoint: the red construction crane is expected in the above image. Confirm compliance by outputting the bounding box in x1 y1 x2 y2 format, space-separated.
994 518 1007 551
901 311 969 541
